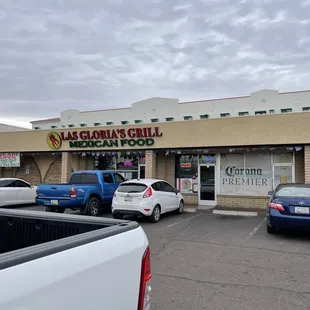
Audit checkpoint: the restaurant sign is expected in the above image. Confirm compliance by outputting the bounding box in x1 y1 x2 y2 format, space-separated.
0 153 20 167
47 127 163 150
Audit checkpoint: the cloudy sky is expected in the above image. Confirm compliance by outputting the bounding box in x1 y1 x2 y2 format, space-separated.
0 0 310 128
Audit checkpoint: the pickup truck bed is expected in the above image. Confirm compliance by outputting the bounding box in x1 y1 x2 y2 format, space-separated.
0 209 150 310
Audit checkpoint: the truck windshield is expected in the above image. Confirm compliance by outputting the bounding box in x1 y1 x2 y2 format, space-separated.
69 173 98 184
117 183 148 193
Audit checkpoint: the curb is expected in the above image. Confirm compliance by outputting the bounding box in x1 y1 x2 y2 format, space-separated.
197 205 216 211
213 209 258 217
184 208 196 213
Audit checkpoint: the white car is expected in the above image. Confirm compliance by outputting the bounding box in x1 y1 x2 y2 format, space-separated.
112 179 185 222
0 178 37 207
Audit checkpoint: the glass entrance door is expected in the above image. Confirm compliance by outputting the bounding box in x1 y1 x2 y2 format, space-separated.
199 165 216 206
273 165 293 189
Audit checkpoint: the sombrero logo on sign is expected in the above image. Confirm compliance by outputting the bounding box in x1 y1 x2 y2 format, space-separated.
47 132 62 150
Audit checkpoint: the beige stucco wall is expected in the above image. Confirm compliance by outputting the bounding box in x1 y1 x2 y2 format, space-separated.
156 153 175 185
0 153 95 185
1 154 61 185
1 112 310 152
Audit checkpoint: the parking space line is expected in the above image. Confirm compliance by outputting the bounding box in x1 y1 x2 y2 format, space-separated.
246 217 266 240
158 213 203 231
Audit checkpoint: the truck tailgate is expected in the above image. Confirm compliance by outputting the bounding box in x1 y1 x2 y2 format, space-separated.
37 184 71 200
0 209 149 310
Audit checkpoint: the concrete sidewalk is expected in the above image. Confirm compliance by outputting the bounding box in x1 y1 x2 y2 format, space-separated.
213 205 266 214
185 204 266 216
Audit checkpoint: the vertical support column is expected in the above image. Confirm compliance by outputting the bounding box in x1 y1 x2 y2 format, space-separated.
156 153 175 184
61 152 72 183
165 154 175 185
145 150 157 179
305 146 310 183
295 149 305 183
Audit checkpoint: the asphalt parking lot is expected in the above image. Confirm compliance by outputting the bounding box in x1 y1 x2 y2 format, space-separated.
15 205 310 309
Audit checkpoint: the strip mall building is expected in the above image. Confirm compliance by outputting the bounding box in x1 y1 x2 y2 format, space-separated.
1 89 310 209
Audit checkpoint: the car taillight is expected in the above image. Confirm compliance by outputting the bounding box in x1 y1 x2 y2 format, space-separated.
36 189 38 196
70 187 76 198
143 187 152 198
269 202 284 211
138 246 152 310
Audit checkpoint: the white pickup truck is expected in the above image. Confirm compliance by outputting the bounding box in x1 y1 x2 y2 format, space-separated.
0 209 151 310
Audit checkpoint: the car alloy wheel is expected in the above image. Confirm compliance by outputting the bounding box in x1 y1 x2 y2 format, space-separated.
154 207 160 221
176 200 184 214
149 205 161 223
180 201 184 212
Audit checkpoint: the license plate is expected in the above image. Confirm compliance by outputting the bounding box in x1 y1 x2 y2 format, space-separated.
124 197 132 202
51 200 59 205
295 207 309 214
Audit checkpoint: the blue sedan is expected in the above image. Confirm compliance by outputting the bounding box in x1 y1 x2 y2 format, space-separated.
266 183 310 234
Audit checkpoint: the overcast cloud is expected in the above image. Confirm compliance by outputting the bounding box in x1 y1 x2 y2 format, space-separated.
0 0 310 127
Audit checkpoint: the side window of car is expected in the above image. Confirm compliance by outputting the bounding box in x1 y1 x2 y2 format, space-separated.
152 182 163 191
161 182 176 193
114 174 126 183
12 180 30 188
0 180 13 187
103 173 114 184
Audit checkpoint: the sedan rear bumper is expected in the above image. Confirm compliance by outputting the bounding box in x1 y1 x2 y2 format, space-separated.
112 200 153 216
267 209 310 229
113 210 146 217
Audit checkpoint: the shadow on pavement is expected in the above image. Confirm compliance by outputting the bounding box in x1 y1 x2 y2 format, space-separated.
273 228 310 241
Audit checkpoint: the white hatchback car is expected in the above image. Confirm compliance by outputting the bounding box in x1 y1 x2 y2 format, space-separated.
112 179 184 222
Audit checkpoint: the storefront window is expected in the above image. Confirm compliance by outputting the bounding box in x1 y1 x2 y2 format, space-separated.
220 153 245 196
273 153 293 164
244 153 273 195
117 171 139 180
115 155 139 180
175 155 198 193
220 153 273 196
97 156 116 170
116 155 138 171
175 155 198 178
139 156 146 165
94 154 143 180
220 152 296 196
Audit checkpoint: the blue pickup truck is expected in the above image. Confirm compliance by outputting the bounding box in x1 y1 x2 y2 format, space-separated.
36 170 126 216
